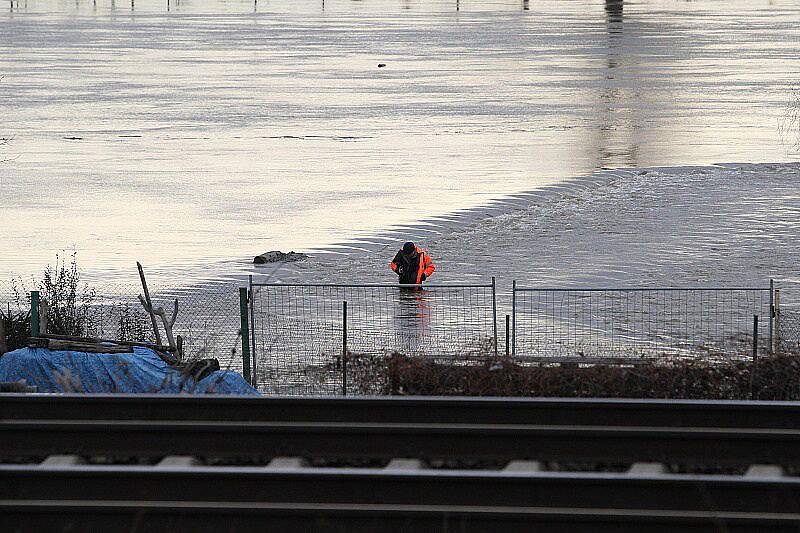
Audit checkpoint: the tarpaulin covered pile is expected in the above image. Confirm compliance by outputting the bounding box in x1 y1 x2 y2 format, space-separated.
0 346 259 395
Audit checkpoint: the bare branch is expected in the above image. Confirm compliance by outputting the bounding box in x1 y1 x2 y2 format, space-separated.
137 294 179 356
137 293 151 313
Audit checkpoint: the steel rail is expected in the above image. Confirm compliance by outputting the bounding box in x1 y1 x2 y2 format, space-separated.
3 394 800 429
3 419 800 466
250 282 493 288
3 465 800 513
4 500 798 533
5 395 800 531
513 287 772 292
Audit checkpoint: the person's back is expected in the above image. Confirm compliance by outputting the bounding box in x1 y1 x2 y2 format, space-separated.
390 241 435 285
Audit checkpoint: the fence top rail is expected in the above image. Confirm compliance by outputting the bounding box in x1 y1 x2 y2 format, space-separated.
250 282 494 289
513 286 772 293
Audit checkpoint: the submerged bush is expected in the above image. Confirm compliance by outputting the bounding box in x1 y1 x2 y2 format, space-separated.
114 303 153 343
4 253 151 346
10 252 97 338
38 252 97 336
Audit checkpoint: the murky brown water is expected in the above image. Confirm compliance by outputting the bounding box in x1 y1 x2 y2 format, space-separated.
1 0 799 290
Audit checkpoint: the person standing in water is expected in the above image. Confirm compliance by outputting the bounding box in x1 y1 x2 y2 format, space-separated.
390 241 436 285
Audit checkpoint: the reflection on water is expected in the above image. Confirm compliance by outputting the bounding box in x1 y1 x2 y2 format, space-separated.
395 288 431 350
594 0 639 168
601 0 629 166
1 0 799 289
248 283 496 393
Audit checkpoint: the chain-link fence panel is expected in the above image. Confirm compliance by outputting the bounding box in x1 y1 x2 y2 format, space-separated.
149 283 243 372
512 286 773 361
75 282 242 371
1 275 242 372
249 281 498 395
0 279 24 310
777 309 800 354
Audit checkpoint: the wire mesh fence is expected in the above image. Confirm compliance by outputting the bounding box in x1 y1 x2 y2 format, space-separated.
512 285 773 361
249 281 498 395
0 278 243 373
5 270 797 397
0 279 27 312
147 284 243 371
777 309 800 354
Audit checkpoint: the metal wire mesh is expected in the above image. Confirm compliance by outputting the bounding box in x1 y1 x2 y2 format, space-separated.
777 310 800 354
0 278 242 371
0 279 26 311
249 282 498 395
512 287 773 361
146 283 242 371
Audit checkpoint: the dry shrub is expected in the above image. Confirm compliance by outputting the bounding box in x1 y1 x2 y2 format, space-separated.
350 352 800 400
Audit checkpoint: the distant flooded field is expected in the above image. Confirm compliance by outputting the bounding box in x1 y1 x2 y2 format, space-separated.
1 0 799 289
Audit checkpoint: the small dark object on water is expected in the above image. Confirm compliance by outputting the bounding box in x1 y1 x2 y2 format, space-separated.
63 136 83 141
378 63 386 68
253 251 309 264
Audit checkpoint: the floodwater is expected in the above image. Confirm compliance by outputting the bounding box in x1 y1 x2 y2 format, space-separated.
283 161 800 299
1 0 799 292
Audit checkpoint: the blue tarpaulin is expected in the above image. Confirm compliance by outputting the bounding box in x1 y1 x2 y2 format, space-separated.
0 346 259 395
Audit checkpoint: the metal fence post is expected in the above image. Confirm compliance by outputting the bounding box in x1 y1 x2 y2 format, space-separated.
30 291 40 337
248 275 258 387
505 314 510 357
511 281 516 357
751 315 759 400
769 279 774 354
239 288 252 385
491 277 498 356
774 288 781 352
342 300 348 396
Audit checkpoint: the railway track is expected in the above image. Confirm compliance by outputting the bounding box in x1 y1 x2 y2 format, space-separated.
5 393 800 427
3 394 800 531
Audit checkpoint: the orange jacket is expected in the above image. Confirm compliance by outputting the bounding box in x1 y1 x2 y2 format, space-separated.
390 245 436 284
